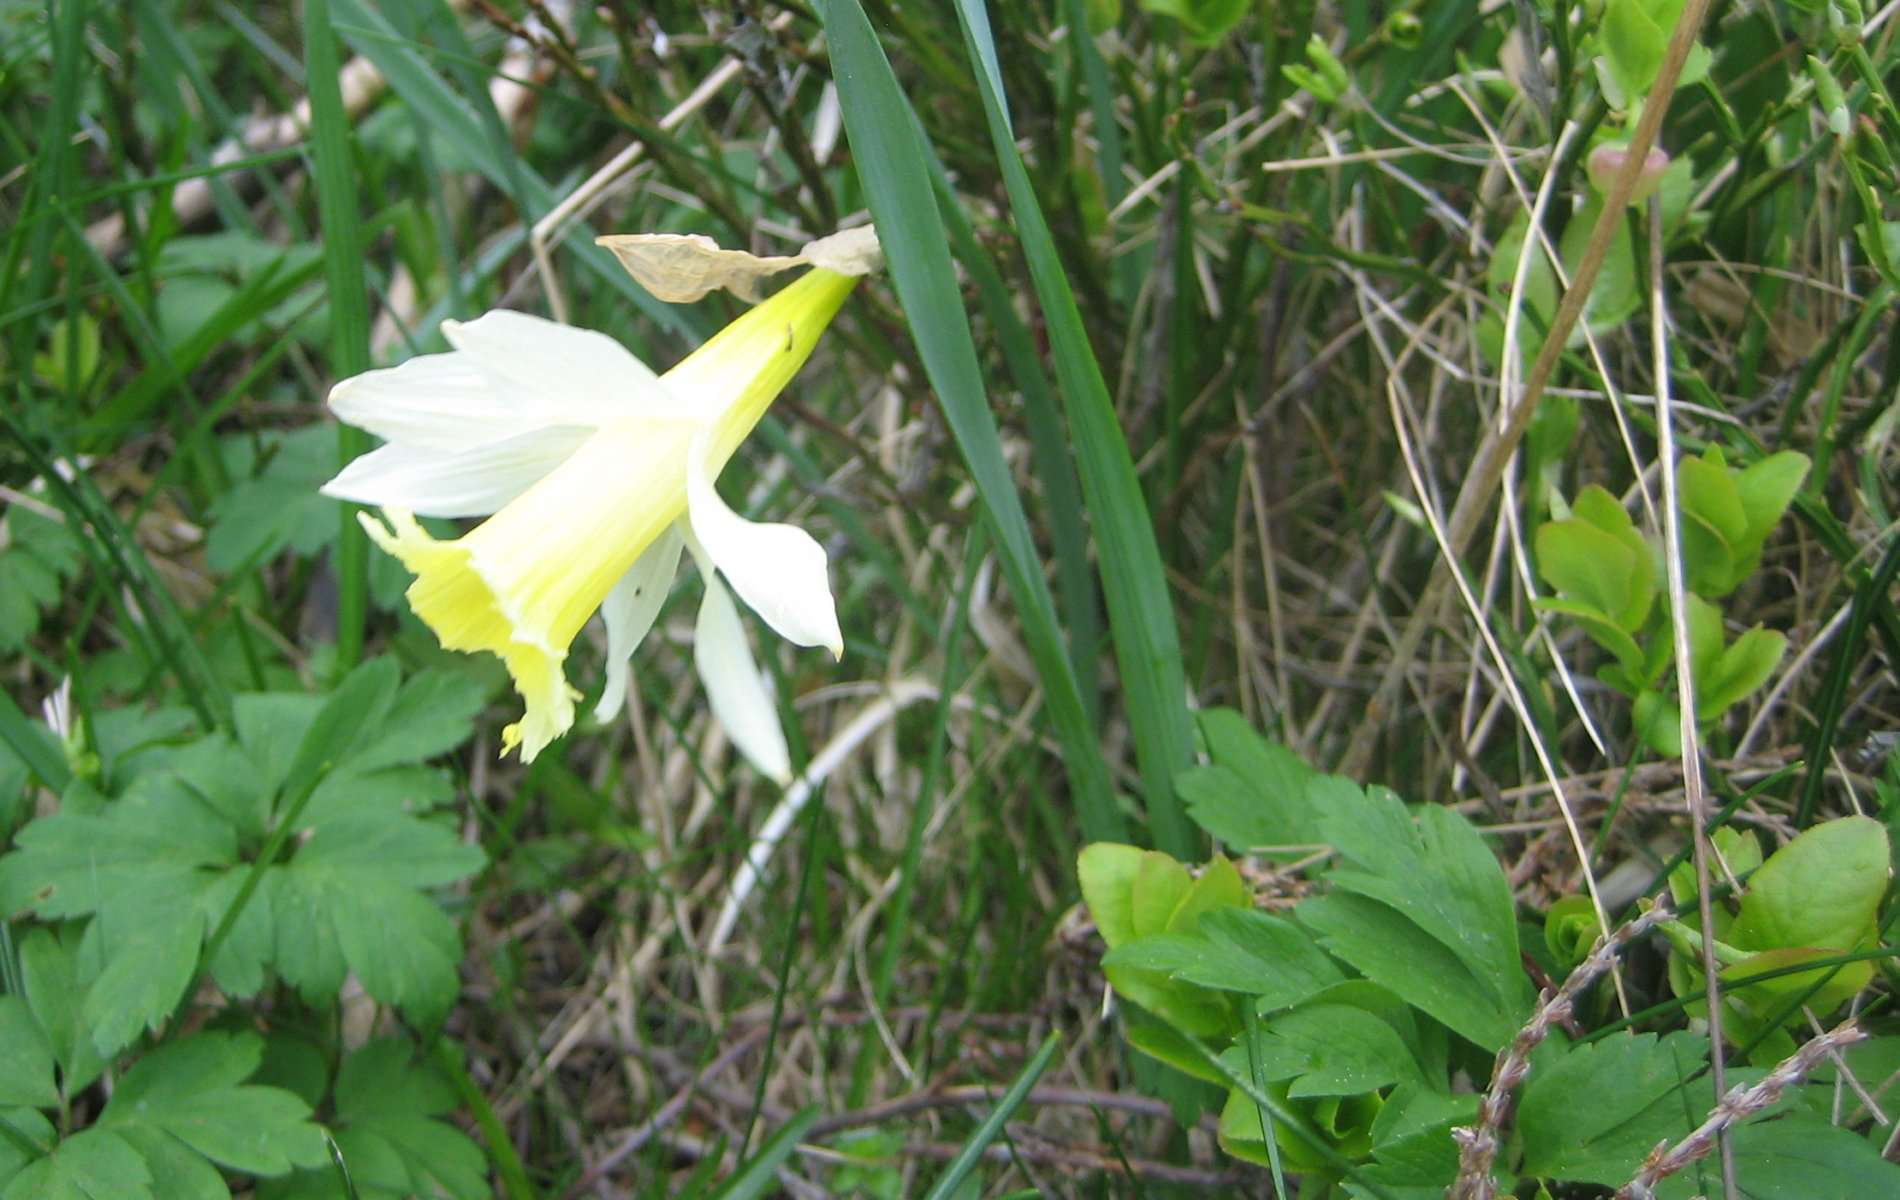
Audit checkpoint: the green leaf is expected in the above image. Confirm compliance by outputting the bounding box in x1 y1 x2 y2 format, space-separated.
1320 795 1530 1029
1106 908 1343 1007
0 504 83 653
1517 1030 1707 1183
1733 452 1810 546
107 1129 226 1200
18 929 104 1097
0 997 58 1110
264 1038 488 1200
1699 626 1786 719
1532 597 1646 677
347 669 485 771
1599 0 1687 103
1298 891 1523 1051
1138 0 1249 45
78 904 206 1057
0 785 234 921
1678 451 1749 597
1535 511 1649 634
1730 816 1889 953
1076 843 1148 949
280 815 480 1027
1180 710 1350 852
1225 1003 1426 1096
1 1128 153 1200
1543 894 1603 970
206 428 340 574
1656 1116 1900 1198
101 1032 327 1176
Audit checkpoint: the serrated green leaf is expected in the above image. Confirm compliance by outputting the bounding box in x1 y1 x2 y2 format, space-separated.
205 428 339 574
0 789 233 920
1180 710 1347 852
283 657 403 797
331 886 463 1026
0 997 58 1110
0 505 84 652
108 1128 227 1200
78 903 205 1057
1105 908 1342 1007
347 669 485 772
1320 796 1529 1027
195 870 276 998
1298 891 1521 1051
1517 1030 1707 1183
1 1128 153 1200
0 1107 55 1187
1223 1003 1424 1097
266 1039 488 1200
18 929 104 1098
102 1032 326 1176
297 813 484 888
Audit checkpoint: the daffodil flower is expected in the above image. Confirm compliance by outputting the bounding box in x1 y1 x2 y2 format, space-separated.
320 230 879 779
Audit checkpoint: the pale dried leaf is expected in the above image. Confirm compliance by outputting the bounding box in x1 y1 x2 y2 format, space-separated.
595 233 801 303
597 226 884 304
797 225 884 277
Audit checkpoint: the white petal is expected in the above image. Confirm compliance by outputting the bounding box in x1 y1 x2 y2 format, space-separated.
593 524 685 722
443 310 671 421
329 353 530 452
693 571 792 784
319 425 593 517
685 431 843 656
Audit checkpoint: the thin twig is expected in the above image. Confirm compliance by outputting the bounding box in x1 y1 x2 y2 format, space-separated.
1449 902 1675 1200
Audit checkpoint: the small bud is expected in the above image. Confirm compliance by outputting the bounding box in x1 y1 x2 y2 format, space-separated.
1586 141 1671 204
1807 54 1851 136
1385 11 1423 49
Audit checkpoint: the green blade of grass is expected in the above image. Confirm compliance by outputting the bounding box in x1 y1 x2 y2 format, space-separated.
820 0 1117 843
817 0 1127 844
305 0 372 671
920 1031 1061 1200
950 0 1197 857
0 689 68 796
922 151 1100 721
708 1107 820 1200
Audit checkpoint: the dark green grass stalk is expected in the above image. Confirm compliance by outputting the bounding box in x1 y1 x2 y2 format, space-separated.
925 160 1101 720
305 0 372 670
949 0 1198 857
817 0 1128 844
919 1031 1061 1200
1798 535 1900 825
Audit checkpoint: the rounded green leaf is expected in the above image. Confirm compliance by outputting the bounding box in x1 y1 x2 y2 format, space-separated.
1730 816 1891 954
